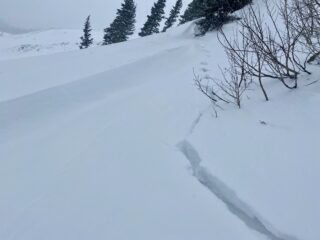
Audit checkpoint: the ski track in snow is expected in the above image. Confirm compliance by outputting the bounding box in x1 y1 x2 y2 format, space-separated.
176 140 300 240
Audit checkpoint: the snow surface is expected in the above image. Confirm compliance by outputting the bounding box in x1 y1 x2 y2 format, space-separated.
1 8 319 240
0 30 103 60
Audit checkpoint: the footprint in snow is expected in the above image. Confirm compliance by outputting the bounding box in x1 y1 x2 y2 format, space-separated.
259 120 267 125
200 67 209 73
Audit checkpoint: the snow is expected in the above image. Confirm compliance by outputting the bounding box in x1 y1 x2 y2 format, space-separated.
186 75 320 240
0 30 103 60
0 4 319 240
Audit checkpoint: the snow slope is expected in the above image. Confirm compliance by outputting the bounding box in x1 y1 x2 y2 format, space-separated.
178 74 320 240
1 13 319 240
0 30 103 60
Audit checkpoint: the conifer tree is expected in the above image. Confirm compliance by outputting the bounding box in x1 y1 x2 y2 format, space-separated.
196 0 252 35
180 0 207 24
79 15 93 49
162 0 183 32
103 0 136 45
180 0 252 35
139 0 166 37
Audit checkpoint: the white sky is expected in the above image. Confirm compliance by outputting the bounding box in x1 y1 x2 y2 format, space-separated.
0 0 191 31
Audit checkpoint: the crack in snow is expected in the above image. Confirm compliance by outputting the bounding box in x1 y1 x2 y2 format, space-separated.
177 140 300 240
186 106 211 138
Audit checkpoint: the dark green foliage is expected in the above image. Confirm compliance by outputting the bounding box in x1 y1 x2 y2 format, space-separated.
103 0 136 45
197 0 252 35
139 0 166 37
180 0 252 35
162 0 183 32
180 0 207 24
80 15 93 49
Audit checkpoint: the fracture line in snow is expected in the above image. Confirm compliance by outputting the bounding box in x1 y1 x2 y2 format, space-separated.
177 140 300 240
186 112 204 137
186 105 211 138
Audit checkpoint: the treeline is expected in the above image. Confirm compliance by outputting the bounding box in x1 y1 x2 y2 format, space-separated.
79 0 251 49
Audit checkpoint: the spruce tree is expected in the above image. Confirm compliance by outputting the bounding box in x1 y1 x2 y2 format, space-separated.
139 0 166 37
196 0 252 35
162 0 183 32
103 0 136 45
180 0 252 35
79 15 93 49
180 0 207 24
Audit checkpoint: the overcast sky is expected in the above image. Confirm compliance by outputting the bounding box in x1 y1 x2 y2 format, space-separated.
0 0 191 31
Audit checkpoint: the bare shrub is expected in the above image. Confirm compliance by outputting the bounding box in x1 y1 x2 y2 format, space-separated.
196 0 318 111
218 25 270 101
194 48 250 109
290 0 320 63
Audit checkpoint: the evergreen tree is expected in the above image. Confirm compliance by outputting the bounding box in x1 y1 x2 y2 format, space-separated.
180 0 252 35
196 0 252 35
79 15 93 49
139 0 166 37
162 0 183 32
180 0 207 24
103 0 136 45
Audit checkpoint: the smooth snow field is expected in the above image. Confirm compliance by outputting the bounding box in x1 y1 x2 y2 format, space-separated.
0 12 319 240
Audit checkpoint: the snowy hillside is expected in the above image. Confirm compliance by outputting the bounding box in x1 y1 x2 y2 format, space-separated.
1 4 320 240
0 30 103 60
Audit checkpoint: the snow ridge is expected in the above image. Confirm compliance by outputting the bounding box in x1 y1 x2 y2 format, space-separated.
177 140 300 240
